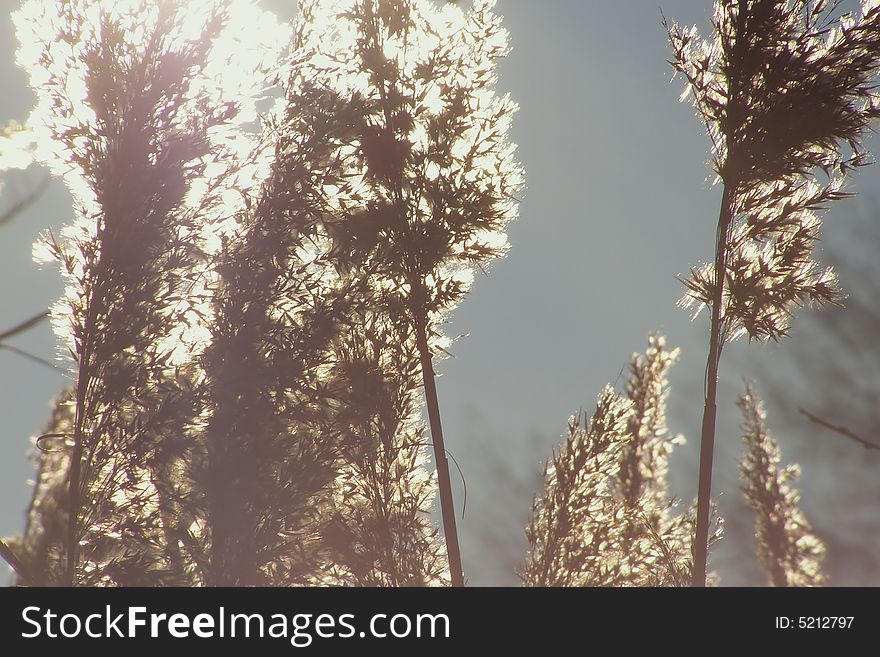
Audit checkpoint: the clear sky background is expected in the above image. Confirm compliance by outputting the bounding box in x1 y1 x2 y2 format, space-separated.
2 0 878 586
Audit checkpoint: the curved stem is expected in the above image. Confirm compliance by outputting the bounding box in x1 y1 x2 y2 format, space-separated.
0 539 32 585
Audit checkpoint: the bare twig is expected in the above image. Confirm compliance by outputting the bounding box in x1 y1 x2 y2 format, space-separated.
0 310 47 341
799 408 880 451
0 343 62 371
0 311 60 371
0 177 49 226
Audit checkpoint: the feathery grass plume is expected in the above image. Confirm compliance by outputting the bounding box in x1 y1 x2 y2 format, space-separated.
523 387 634 587
13 0 279 585
618 335 683 510
317 308 447 586
283 0 523 586
667 0 880 585
196 0 453 584
195 173 356 586
523 337 715 587
181 1 399 585
615 335 695 585
738 385 826 586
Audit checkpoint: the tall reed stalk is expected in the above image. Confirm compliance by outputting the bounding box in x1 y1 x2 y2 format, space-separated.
667 0 880 586
283 0 523 586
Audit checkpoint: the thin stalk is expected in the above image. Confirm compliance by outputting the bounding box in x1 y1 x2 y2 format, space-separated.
65 289 100 586
0 177 48 227
65 365 89 586
375 60 464 585
414 314 464 587
0 538 32 585
692 184 734 587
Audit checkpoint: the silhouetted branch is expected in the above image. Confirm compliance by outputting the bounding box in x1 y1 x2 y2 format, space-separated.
0 311 59 371
0 177 48 227
799 408 880 451
0 343 62 371
0 310 47 341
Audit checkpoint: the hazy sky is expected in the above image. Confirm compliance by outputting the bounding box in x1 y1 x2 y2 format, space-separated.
1 0 877 586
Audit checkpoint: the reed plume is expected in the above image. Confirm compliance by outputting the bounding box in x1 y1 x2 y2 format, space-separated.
738 384 826 586
523 336 715 587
